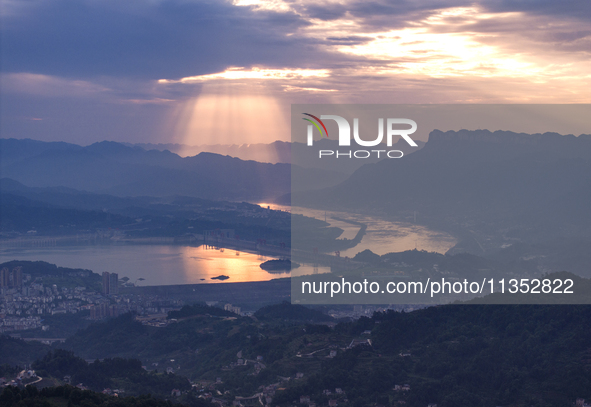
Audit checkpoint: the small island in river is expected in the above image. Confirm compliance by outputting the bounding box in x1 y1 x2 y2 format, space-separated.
211 275 230 280
260 259 300 272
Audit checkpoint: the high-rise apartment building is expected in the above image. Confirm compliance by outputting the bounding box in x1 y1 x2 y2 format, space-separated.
13 267 23 289
1 266 23 289
109 272 119 295
0 268 9 288
102 272 110 295
102 271 119 295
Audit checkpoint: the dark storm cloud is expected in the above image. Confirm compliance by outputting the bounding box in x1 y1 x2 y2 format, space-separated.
301 0 474 29
300 0 590 32
302 4 348 21
326 36 373 45
481 0 591 20
1 0 328 80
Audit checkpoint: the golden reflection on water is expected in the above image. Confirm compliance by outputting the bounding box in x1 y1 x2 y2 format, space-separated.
0 244 328 286
258 202 457 256
178 245 330 284
179 245 280 283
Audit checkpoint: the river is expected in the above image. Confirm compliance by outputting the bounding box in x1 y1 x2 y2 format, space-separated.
258 203 456 257
0 206 455 286
0 244 331 286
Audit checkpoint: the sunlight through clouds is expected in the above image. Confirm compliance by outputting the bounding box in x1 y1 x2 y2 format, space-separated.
305 6 546 79
207 2 591 103
2 0 590 143
170 83 289 148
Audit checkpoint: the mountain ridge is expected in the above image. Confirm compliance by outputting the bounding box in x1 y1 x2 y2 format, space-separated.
0 138 348 201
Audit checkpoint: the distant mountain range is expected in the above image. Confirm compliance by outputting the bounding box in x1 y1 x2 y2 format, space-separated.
0 138 349 201
3 132 590 250
126 139 425 174
291 129 591 249
126 141 292 163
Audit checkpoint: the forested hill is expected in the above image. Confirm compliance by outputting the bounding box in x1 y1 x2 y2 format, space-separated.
254 301 335 322
274 304 591 406
399 305 591 403
47 302 591 407
0 385 212 407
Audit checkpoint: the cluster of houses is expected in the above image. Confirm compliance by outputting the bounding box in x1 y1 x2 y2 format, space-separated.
0 369 39 388
1 277 117 329
0 270 188 334
136 314 175 328
222 352 266 372
1 283 95 317
324 305 422 321
347 338 372 348
0 315 43 333
102 387 124 397
224 303 242 315
167 377 234 405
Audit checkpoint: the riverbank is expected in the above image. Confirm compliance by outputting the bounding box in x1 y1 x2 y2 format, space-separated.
122 278 291 309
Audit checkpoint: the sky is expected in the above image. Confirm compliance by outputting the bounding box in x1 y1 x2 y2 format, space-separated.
1 0 590 146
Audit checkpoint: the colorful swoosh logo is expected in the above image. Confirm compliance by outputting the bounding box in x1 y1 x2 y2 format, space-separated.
303 113 328 138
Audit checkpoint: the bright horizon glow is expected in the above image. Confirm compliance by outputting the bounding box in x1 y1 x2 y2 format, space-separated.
158 67 331 84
